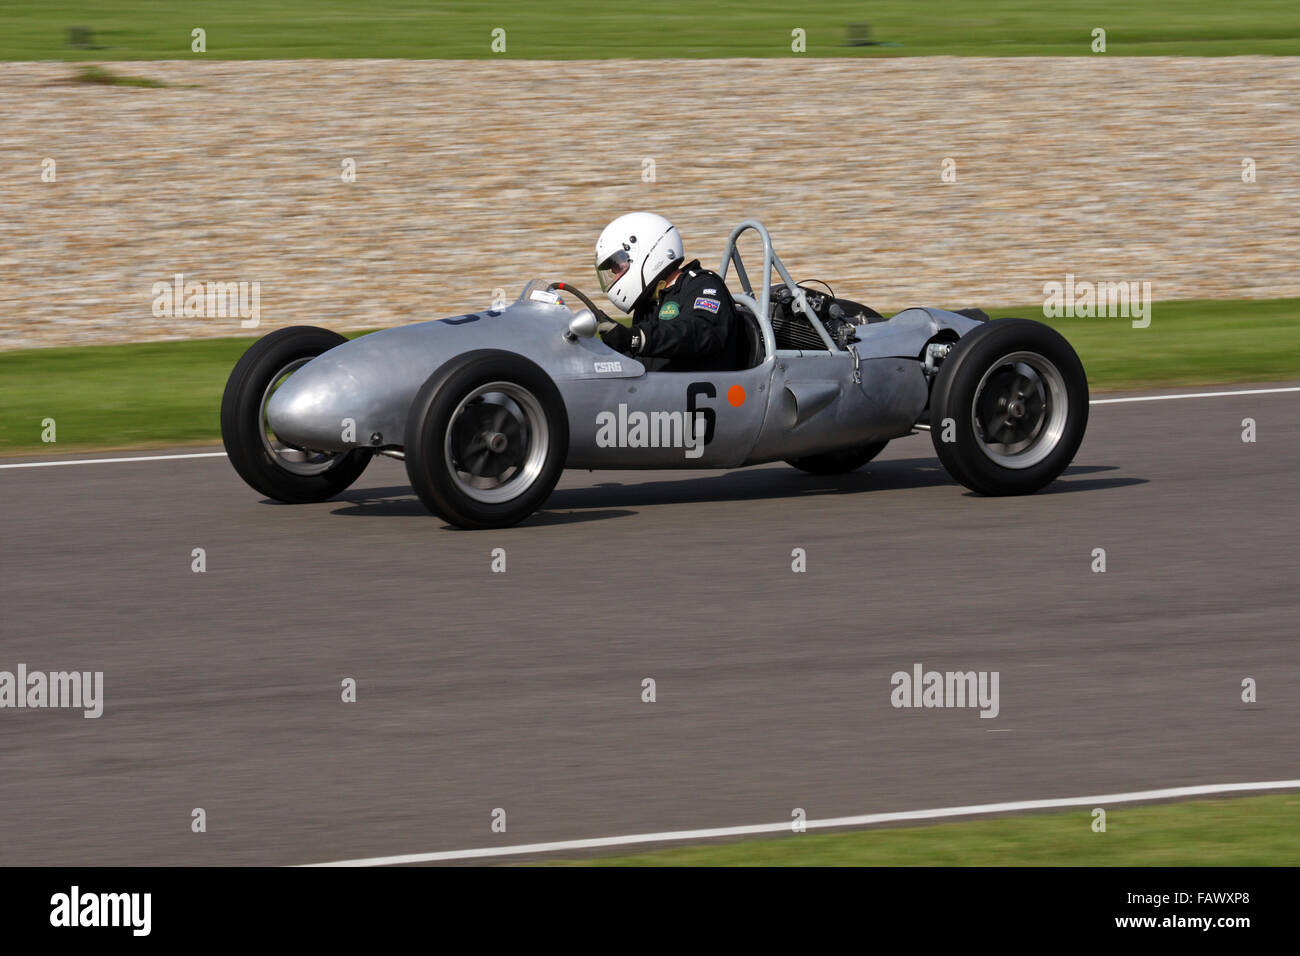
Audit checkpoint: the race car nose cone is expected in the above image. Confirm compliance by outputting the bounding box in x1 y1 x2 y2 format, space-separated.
266 357 364 453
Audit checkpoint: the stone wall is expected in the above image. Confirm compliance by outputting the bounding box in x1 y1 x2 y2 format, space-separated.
2 57 1297 349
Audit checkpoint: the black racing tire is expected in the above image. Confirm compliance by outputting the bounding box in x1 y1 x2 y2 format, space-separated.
786 441 888 474
929 318 1088 496
220 326 371 503
404 350 569 529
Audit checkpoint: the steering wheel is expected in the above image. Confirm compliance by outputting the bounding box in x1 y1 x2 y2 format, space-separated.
547 282 610 324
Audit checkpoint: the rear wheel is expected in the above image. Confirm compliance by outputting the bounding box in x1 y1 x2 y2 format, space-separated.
404 351 568 529
220 326 371 503
786 441 888 474
929 318 1088 495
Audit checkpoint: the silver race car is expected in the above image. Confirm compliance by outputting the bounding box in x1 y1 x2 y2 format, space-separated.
221 220 1089 528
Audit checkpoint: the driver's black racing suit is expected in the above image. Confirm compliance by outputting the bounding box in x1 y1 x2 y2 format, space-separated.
623 260 747 372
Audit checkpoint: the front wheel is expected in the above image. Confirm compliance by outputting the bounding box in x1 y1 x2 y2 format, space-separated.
929 318 1088 495
786 441 888 474
221 326 371 503
404 351 569 529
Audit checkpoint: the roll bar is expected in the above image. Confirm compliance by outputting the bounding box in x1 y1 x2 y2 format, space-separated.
716 219 838 354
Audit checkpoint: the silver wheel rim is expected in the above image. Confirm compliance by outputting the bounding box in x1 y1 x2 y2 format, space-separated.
443 381 549 504
970 350 1069 470
259 358 344 476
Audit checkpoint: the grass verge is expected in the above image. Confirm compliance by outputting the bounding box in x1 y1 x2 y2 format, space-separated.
545 794 1300 865
1 298 1296 455
987 297 1300 390
2 1 1300 59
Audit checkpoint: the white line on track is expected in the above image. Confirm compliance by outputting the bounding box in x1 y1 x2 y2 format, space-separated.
1089 385 1300 405
0 451 227 470
303 778 1300 866
1 385 1295 471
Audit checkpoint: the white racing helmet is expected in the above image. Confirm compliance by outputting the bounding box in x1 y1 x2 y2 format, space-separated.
595 212 684 314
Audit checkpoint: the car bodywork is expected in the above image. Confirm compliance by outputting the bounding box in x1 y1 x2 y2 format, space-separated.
266 220 982 469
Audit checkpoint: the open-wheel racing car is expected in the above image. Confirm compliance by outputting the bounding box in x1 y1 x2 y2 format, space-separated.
221 220 1089 528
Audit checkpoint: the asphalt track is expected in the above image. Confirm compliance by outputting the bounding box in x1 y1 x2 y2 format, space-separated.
1 386 1297 865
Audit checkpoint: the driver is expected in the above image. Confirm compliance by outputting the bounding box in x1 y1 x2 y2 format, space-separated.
594 212 746 372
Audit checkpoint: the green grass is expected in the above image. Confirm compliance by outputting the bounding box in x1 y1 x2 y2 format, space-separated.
2 1 1299 60
0 337 251 454
988 297 1300 391
546 795 1300 865
1 298 1296 455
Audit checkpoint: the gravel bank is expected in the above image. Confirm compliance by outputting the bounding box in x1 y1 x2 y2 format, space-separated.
1 57 1297 349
